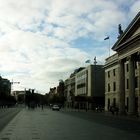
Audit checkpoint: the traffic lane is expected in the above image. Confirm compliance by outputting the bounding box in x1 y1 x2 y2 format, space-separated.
38 109 140 140
0 108 21 132
42 110 139 140
60 110 140 136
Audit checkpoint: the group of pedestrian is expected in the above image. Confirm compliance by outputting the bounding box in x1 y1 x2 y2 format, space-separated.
26 102 44 110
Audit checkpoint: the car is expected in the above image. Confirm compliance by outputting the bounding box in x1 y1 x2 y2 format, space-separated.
52 105 60 111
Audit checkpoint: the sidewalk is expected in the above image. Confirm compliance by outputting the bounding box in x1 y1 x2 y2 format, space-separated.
0 108 49 140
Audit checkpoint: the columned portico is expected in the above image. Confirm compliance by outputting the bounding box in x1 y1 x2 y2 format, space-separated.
119 59 125 114
105 12 140 116
128 55 136 115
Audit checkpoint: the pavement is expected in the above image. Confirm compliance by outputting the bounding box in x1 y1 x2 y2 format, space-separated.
0 108 46 140
0 108 21 132
0 107 140 140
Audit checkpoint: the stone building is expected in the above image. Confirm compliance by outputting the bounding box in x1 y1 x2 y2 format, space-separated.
64 74 76 108
64 68 83 108
104 53 119 111
104 12 140 115
75 64 105 108
65 65 105 109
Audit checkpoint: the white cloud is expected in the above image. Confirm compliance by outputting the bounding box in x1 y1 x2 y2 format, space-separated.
0 27 88 92
0 0 138 93
130 0 140 17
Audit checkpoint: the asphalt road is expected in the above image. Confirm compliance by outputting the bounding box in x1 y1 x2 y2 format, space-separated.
0 108 140 140
61 109 140 136
0 107 21 132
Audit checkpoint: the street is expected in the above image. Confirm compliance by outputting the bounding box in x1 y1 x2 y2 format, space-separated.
0 108 140 140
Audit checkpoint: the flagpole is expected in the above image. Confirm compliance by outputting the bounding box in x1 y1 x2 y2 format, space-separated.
104 36 110 57
109 36 110 57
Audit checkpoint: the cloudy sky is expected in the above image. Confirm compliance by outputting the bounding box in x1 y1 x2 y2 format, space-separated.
0 0 140 93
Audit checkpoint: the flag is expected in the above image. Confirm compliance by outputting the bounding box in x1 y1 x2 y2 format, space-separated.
85 60 91 63
104 36 109 40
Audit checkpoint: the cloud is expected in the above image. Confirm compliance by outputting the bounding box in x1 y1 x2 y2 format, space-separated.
0 0 138 93
0 27 88 92
130 0 140 16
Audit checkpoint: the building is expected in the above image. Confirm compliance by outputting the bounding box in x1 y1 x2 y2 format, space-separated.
64 72 76 108
0 76 11 97
75 65 105 108
104 54 119 111
57 80 64 97
12 90 25 103
65 65 105 109
0 76 12 107
49 87 57 98
104 12 140 115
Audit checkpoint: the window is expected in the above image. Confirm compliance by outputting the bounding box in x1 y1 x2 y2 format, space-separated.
126 79 129 89
113 98 116 106
108 83 110 92
113 82 116 91
135 77 138 88
126 63 129 72
113 69 116 76
108 71 110 78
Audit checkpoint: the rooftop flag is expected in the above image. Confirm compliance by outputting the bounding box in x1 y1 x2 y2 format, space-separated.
104 36 109 40
85 60 91 63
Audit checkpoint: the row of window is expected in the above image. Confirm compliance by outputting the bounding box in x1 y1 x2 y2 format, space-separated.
108 82 116 92
107 62 139 78
126 77 138 89
76 71 87 79
107 69 116 78
107 98 116 109
107 97 138 111
77 87 86 95
107 76 138 92
77 83 86 89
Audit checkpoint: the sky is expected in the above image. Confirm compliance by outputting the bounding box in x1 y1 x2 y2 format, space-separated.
0 0 140 94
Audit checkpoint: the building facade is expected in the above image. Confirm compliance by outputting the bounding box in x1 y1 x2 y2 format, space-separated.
0 76 11 97
105 12 140 115
75 65 105 108
65 65 105 109
64 74 76 108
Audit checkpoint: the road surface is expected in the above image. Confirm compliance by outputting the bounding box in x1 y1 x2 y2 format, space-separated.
0 108 140 140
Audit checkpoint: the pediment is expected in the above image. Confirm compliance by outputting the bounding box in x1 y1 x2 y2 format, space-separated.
112 12 140 51
132 27 140 37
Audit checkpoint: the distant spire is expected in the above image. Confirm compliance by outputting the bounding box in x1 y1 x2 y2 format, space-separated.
94 57 97 65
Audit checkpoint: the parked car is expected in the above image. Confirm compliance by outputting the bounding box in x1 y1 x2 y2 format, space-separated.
52 104 60 111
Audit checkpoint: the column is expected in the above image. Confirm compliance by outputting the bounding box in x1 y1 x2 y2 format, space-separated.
128 55 135 115
138 53 140 116
119 59 125 114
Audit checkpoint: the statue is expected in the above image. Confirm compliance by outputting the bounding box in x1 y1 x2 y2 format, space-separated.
118 24 123 35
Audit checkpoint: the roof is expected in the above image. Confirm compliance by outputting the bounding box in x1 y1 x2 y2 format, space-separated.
112 12 140 51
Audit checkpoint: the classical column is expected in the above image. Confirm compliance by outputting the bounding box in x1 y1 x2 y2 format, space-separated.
119 59 125 114
128 55 135 115
138 53 140 116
